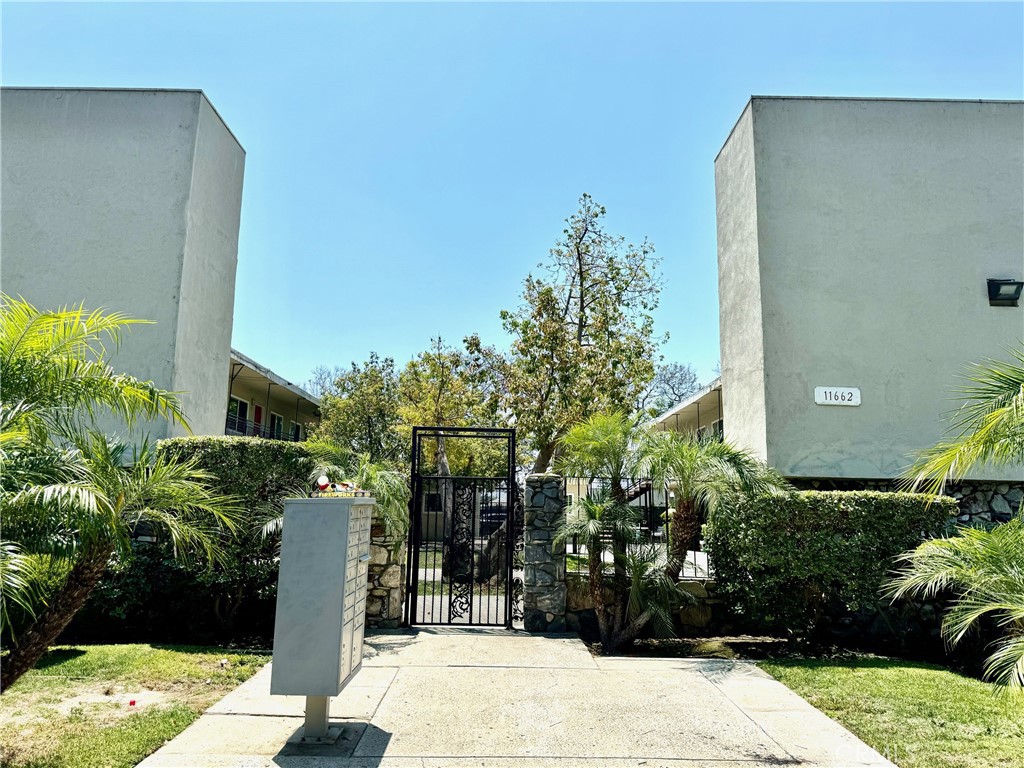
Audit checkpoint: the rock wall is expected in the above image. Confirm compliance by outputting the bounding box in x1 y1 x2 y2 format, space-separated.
523 473 567 633
366 519 406 629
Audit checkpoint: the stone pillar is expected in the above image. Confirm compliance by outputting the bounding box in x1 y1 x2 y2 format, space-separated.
523 473 567 633
365 517 406 629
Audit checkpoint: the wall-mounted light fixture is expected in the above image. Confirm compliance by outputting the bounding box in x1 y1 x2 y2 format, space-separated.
987 278 1024 307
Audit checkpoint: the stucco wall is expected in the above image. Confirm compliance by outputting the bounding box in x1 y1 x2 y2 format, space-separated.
718 97 1024 481
171 96 245 437
1 88 244 439
715 104 768 460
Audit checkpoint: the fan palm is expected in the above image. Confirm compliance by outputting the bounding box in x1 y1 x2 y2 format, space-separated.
0 296 236 692
906 345 1024 494
643 431 790 581
886 518 1024 690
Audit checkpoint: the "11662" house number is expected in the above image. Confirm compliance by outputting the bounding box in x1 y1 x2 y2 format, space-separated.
814 387 861 406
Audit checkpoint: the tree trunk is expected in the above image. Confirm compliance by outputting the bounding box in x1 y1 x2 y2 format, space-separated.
588 538 613 654
1 546 113 693
531 441 556 474
612 606 654 650
665 497 700 582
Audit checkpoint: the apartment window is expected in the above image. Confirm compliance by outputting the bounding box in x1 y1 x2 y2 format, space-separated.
227 397 249 432
290 421 301 441
269 412 284 440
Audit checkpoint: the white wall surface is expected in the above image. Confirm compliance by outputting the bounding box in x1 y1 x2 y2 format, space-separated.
1 88 244 439
717 97 1024 481
171 96 245 437
716 104 769 460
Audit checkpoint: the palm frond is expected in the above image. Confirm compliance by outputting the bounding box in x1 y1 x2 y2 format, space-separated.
886 519 1024 689
981 633 1024 690
905 344 1024 493
0 541 46 633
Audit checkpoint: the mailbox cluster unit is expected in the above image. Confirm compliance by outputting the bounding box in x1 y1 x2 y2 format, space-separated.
270 497 374 698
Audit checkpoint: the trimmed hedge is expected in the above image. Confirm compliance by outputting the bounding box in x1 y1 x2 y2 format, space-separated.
156 435 315 506
68 437 316 644
705 490 956 639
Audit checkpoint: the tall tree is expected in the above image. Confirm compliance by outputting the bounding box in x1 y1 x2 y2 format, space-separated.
310 353 403 466
469 193 664 473
398 337 500 475
398 337 500 581
637 362 702 415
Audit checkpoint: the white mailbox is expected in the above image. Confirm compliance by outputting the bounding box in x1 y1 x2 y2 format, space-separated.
270 496 374 739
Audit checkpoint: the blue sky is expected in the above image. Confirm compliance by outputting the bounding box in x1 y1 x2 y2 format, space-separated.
4 2 1022 387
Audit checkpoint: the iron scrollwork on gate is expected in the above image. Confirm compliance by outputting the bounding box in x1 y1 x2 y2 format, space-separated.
447 480 475 619
509 485 525 622
405 426 523 628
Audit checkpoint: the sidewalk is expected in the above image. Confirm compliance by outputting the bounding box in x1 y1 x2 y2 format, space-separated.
138 630 895 768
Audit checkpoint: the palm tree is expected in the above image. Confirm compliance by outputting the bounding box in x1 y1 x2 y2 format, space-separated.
906 345 1024 494
555 412 685 653
644 431 789 581
886 519 1024 690
557 411 645 502
0 296 236 692
889 344 1024 690
0 296 188 439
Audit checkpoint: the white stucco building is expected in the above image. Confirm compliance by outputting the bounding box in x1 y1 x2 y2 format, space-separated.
655 96 1023 519
1 87 318 440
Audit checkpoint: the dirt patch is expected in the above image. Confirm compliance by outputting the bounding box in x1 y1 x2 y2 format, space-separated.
1 683 174 730
626 635 792 659
56 687 171 717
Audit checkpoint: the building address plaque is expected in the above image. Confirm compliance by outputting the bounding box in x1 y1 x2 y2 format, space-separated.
814 386 861 406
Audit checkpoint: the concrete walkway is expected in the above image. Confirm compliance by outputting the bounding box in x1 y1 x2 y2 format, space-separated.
138 630 894 768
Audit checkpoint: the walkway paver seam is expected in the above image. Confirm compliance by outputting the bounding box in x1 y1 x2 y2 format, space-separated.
697 666 800 765
349 669 397 756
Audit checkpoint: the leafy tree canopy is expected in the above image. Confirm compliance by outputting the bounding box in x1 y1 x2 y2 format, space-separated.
309 353 403 466
398 337 504 477
468 193 665 473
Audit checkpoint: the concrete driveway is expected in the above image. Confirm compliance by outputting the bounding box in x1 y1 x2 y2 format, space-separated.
138 630 894 768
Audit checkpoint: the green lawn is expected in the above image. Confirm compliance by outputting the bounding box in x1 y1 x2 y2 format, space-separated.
0 644 269 768
761 657 1024 768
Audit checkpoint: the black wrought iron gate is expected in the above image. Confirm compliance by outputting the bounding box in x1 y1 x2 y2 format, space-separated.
404 426 523 627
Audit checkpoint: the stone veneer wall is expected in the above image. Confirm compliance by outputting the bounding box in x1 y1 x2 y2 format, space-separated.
524 473 1021 643
366 518 406 629
523 473 568 632
792 479 1022 525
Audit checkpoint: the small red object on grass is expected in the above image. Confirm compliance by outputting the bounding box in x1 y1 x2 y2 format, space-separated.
129 700 136 707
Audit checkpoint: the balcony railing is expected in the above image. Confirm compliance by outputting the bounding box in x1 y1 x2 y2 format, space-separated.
225 414 303 442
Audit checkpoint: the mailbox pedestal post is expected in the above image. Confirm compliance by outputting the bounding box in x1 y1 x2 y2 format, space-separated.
304 696 330 740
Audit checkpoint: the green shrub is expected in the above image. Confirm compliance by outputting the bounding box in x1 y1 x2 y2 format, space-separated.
156 436 314 509
69 437 315 643
705 490 955 639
